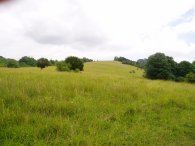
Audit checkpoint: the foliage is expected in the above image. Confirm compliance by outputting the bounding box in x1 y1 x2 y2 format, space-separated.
175 76 186 82
114 56 136 66
82 57 93 63
145 53 175 80
176 61 193 77
19 56 37 67
6 59 20 68
49 59 58 66
0 56 7 67
186 72 195 83
191 61 195 73
136 59 147 68
0 61 194 145
65 56 84 71
37 58 49 69
56 61 70 72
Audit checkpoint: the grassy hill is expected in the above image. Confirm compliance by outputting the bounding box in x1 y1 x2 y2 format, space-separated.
0 61 194 145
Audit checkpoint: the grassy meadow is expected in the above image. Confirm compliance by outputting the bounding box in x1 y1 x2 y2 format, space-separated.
0 61 194 145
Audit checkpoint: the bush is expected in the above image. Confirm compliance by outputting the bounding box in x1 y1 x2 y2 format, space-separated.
6 59 20 68
37 58 49 69
65 56 84 71
56 61 70 72
186 73 195 83
175 77 185 82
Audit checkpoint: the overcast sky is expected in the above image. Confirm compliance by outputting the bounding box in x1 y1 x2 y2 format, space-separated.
0 0 195 61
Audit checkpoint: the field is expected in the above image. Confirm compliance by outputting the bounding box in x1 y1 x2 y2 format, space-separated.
0 61 194 146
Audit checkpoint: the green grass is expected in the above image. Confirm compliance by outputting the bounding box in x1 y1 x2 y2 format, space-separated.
0 61 194 146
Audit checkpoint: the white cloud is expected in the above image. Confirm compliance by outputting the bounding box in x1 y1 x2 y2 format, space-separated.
0 0 195 61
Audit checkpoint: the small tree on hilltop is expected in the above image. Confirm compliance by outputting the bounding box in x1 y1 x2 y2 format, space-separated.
65 56 84 71
37 58 49 69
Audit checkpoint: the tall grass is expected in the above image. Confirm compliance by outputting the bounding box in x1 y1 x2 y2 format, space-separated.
0 61 194 145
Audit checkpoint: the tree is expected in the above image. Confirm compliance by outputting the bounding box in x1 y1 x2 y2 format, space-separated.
176 61 193 77
19 56 37 67
114 56 136 66
65 56 84 71
49 59 58 66
0 56 7 67
56 61 70 72
6 59 20 68
166 56 177 76
82 57 93 63
145 53 174 80
136 59 147 68
186 73 195 83
192 61 195 73
37 58 49 69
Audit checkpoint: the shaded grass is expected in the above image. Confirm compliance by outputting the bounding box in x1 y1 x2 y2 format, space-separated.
0 61 194 145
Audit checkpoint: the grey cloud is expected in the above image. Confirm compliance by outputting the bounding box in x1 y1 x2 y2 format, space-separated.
21 0 107 48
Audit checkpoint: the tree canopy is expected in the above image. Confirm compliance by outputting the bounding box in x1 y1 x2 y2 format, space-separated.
37 58 49 69
65 56 84 71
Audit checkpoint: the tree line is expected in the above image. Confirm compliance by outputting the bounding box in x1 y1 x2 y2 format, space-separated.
0 56 93 71
114 56 147 68
114 53 195 83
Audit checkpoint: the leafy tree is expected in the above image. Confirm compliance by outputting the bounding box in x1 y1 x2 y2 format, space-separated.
6 59 20 68
65 56 84 71
145 53 174 80
136 59 147 68
19 56 37 67
37 58 49 69
186 72 195 83
49 59 58 66
192 61 195 73
56 61 70 72
114 56 136 66
82 57 93 63
166 56 177 76
176 61 193 77
0 56 7 67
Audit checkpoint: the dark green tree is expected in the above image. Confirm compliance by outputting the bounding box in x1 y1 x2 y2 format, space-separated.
37 58 49 69
19 56 37 67
145 53 174 80
176 61 193 77
192 61 195 73
65 56 84 71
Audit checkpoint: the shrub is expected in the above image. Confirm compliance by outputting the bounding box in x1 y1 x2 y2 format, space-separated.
175 77 185 82
6 59 20 68
56 61 70 72
186 73 195 83
37 58 49 69
65 56 84 71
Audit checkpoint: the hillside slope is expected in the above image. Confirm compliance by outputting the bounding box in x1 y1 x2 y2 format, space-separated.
0 61 194 145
